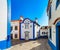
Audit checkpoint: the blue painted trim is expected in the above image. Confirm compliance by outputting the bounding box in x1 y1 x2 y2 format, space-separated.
21 18 33 23
56 0 60 9
49 5 51 20
0 40 7 49
0 0 11 49
33 23 35 39
48 21 60 50
7 0 11 48
21 18 40 26
56 21 60 50
48 40 56 50
0 40 11 49
20 23 21 40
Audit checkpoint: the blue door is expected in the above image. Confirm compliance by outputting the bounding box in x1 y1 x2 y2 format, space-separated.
58 26 60 50
56 21 60 50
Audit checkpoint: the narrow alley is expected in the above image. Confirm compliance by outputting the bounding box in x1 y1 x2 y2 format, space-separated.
10 38 51 50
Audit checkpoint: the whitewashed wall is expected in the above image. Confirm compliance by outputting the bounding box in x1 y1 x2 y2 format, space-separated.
11 21 20 39
48 0 60 46
21 23 33 39
40 29 48 36
35 24 40 38
0 0 7 41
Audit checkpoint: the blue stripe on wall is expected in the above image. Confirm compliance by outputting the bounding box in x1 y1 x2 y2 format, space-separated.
7 0 11 48
0 0 11 49
33 23 35 39
20 23 22 40
0 40 7 49
48 40 56 50
56 21 60 50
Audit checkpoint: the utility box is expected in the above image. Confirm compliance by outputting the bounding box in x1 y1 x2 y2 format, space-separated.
0 0 11 49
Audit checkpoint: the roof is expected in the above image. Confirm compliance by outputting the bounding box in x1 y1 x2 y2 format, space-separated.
21 18 40 26
11 20 22 23
40 26 48 29
33 21 40 26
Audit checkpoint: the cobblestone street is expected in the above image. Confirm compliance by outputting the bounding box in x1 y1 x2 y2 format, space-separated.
10 38 51 50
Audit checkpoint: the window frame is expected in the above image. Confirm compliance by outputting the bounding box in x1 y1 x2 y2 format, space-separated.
15 34 17 38
49 27 52 39
56 0 60 9
25 23 29 29
49 5 51 20
15 26 18 30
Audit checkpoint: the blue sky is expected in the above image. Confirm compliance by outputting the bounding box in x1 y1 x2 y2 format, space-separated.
11 0 48 26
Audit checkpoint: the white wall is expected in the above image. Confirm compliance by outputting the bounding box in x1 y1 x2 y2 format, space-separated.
11 21 20 39
21 23 33 39
0 0 7 41
35 24 40 38
48 0 60 46
40 29 48 36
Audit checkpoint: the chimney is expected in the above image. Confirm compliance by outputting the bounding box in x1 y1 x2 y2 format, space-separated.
20 16 23 21
35 18 38 23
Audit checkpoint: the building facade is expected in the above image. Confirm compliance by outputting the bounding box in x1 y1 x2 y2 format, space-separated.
47 0 60 50
11 17 23 40
20 18 40 40
11 20 20 39
40 26 48 38
0 0 11 49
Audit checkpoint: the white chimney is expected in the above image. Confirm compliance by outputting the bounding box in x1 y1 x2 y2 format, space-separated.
20 16 23 21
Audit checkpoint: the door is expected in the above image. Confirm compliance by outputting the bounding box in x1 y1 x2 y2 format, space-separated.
58 26 60 50
25 31 29 40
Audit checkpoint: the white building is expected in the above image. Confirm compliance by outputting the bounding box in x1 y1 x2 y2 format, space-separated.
11 17 23 39
11 20 20 39
47 0 60 50
20 18 40 40
0 0 11 49
40 26 48 38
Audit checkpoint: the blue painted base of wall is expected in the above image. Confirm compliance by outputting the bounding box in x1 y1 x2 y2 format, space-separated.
48 40 56 50
0 40 11 49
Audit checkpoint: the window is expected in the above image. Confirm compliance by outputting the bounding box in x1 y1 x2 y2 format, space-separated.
56 0 60 9
25 23 29 29
42 32 44 34
49 5 51 20
15 34 17 38
49 28 52 39
11 26 13 32
15 26 18 30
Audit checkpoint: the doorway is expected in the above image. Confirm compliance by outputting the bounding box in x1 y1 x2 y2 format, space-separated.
56 21 60 50
58 26 60 50
25 31 29 40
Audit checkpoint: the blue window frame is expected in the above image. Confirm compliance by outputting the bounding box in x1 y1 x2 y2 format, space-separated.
56 0 60 9
49 27 52 39
49 5 51 20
